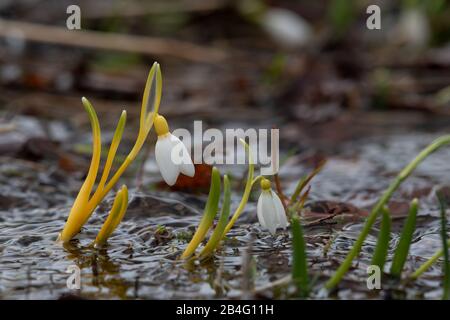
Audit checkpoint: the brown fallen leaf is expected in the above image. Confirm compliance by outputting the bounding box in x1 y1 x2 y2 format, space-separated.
156 163 212 194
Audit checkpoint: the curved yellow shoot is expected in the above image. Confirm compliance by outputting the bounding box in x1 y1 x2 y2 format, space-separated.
59 62 162 243
94 185 129 247
59 98 101 241
97 110 127 193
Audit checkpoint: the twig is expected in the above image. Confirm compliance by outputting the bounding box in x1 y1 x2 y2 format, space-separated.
253 274 292 294
84 0 228 18
290 159 326 204
274 173 288 210
304 212 339 227
0 19 227 63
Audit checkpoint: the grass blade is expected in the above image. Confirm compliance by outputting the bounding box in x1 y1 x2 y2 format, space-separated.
199 175 231 259
437 192 450 300
390 198 418 277
181 167 221 259
371 206 391 271
291 214 309 297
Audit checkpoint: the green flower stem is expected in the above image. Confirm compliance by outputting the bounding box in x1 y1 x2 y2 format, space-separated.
326 135 450 290
411 246 447 279
407 194 450 280
181 167 221 259
222 139 255 237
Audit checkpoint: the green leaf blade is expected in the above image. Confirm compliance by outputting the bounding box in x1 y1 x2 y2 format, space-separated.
390 198 418 277
199 175 231 259
437 192 450 300
181 167 221 259
371 206 391 271
291 214 309 298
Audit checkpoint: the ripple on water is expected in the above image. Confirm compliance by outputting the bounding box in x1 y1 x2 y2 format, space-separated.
1 132 450 299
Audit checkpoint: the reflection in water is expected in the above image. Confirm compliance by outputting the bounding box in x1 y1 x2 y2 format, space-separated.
62 241 130 299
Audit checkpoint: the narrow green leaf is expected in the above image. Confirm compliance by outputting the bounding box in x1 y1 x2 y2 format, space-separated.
390 198 418 277
293 186 310 213
291 214 309 298
371 206 391 270
181 167 221 259
199 175 231 259
437 192 450 300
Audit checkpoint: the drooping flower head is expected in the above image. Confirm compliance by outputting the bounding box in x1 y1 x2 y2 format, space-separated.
154 114 195 186
257 177 288 235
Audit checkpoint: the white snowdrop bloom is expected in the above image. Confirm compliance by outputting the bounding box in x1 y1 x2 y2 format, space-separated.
257 178 288 235
395 8 430 48
261 8 312 49
154 114 195 186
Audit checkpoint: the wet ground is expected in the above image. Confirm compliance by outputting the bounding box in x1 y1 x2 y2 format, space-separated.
1 112 450 300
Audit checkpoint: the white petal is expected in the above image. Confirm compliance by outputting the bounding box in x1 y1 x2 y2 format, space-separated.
155 135 180 186
257 193 268 229
260 191 278 235
271 190 288 229
169 135 195 177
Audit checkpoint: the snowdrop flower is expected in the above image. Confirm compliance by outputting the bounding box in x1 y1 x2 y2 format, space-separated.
154 114 195 185
257 177 288 235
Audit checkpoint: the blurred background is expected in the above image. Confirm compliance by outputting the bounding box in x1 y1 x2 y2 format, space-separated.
0 0 449 190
